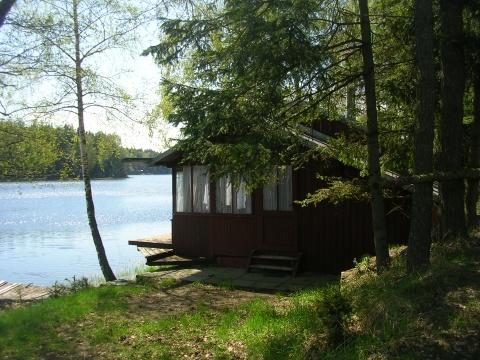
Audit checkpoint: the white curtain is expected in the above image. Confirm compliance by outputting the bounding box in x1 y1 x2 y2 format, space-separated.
226 178 232 206
278 166 292 211
263 166 292 211
216 175 232 213
176 169 184 212
193 166 209 213
234 179 252 214
263 182 277 211
176 166 192 212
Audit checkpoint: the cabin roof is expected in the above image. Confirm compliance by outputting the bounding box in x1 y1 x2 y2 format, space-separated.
152 125 439 197
150 125 331 168
150 148 182 167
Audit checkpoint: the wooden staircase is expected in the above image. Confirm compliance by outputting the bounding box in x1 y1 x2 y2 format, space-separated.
247 250 302 276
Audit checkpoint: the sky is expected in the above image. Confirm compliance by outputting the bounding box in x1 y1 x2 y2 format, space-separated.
64 20 178 152
81 19 179 152
82 39 175 152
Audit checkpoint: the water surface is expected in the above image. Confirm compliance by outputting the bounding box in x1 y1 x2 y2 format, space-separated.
0 175 172 286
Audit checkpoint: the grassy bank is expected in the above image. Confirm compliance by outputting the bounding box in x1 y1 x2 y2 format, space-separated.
1 242 479 359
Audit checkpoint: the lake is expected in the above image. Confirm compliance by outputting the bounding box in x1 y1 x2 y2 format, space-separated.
0 175 172 286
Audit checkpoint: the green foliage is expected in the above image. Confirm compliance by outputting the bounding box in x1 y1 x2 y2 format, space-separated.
341 243 480 358
353 255 372 274
0 120 166 181
313 286 353 348
145 0 365 188
300 177 370 206
143 0 421 200
49 276 92 298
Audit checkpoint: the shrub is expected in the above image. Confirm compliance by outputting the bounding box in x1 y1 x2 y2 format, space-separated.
314 285 352 347
49 276 91 298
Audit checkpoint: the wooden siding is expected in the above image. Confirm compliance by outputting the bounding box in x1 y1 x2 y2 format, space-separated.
295 163 409 273
298 201 376 273
261 213 296 251
210 216 257 257
172 214 210 257
170 159 410 274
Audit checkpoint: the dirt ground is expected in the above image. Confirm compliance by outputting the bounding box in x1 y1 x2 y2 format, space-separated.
124 282 277 319
60 282 279 360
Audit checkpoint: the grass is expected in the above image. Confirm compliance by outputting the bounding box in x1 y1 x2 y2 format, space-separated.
0 285 150 359
1 242 479 359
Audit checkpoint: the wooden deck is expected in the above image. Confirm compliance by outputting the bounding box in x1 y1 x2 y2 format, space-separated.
129 233 209 266
0 280 50 304
128 233 174 249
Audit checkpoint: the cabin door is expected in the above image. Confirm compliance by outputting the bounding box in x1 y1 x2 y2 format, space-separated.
258 166 297 252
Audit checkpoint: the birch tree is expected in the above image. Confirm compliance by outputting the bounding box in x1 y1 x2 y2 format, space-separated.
3 0 147 281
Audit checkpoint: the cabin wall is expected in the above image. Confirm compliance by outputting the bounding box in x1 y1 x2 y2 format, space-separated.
172 214 211 257
296 161 410 273
170 161 410 273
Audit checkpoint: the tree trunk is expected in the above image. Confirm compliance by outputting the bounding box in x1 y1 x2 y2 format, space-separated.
439 0 467 241
466 68 480 230
346 86 356 122
407 0 436 271
73 0 116 282
358 0 390 270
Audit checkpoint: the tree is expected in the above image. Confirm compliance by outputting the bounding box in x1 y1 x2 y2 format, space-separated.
147 0 399 270
439 0 467 240
4 0 146 281
407 0 435 270
145 0 367 183
358 0 389 270
465 1 480 230
148 0 480 270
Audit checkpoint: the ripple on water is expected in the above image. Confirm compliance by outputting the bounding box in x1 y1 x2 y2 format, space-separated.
0 175 172 286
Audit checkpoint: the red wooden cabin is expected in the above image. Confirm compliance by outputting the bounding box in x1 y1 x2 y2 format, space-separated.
152 127 409 274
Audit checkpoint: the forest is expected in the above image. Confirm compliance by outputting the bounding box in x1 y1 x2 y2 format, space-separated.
145 0 480 271
0 121 168 181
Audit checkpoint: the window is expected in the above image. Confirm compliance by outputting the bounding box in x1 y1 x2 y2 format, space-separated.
193 166 210 213
216 176 252 214
176 166 191 212
263 166 292 211
175 166 210 213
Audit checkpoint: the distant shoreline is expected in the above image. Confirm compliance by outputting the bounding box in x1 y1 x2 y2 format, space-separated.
0 173 170 183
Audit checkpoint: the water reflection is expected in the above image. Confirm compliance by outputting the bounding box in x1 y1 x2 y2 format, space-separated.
0 175 172 285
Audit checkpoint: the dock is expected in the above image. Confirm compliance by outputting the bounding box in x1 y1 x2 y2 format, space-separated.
129 234 209 266
128 233 173 249
0 280 50 307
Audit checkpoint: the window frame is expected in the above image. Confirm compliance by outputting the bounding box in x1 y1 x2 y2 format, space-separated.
215 176 252 215
263 166 293 212
174 165 211 214
192 165 210 213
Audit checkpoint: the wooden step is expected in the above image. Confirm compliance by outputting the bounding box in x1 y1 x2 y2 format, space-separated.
145 249 175 263
247 249 302 276
252 254 297 261
147 256 209 267
249 264 293 272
